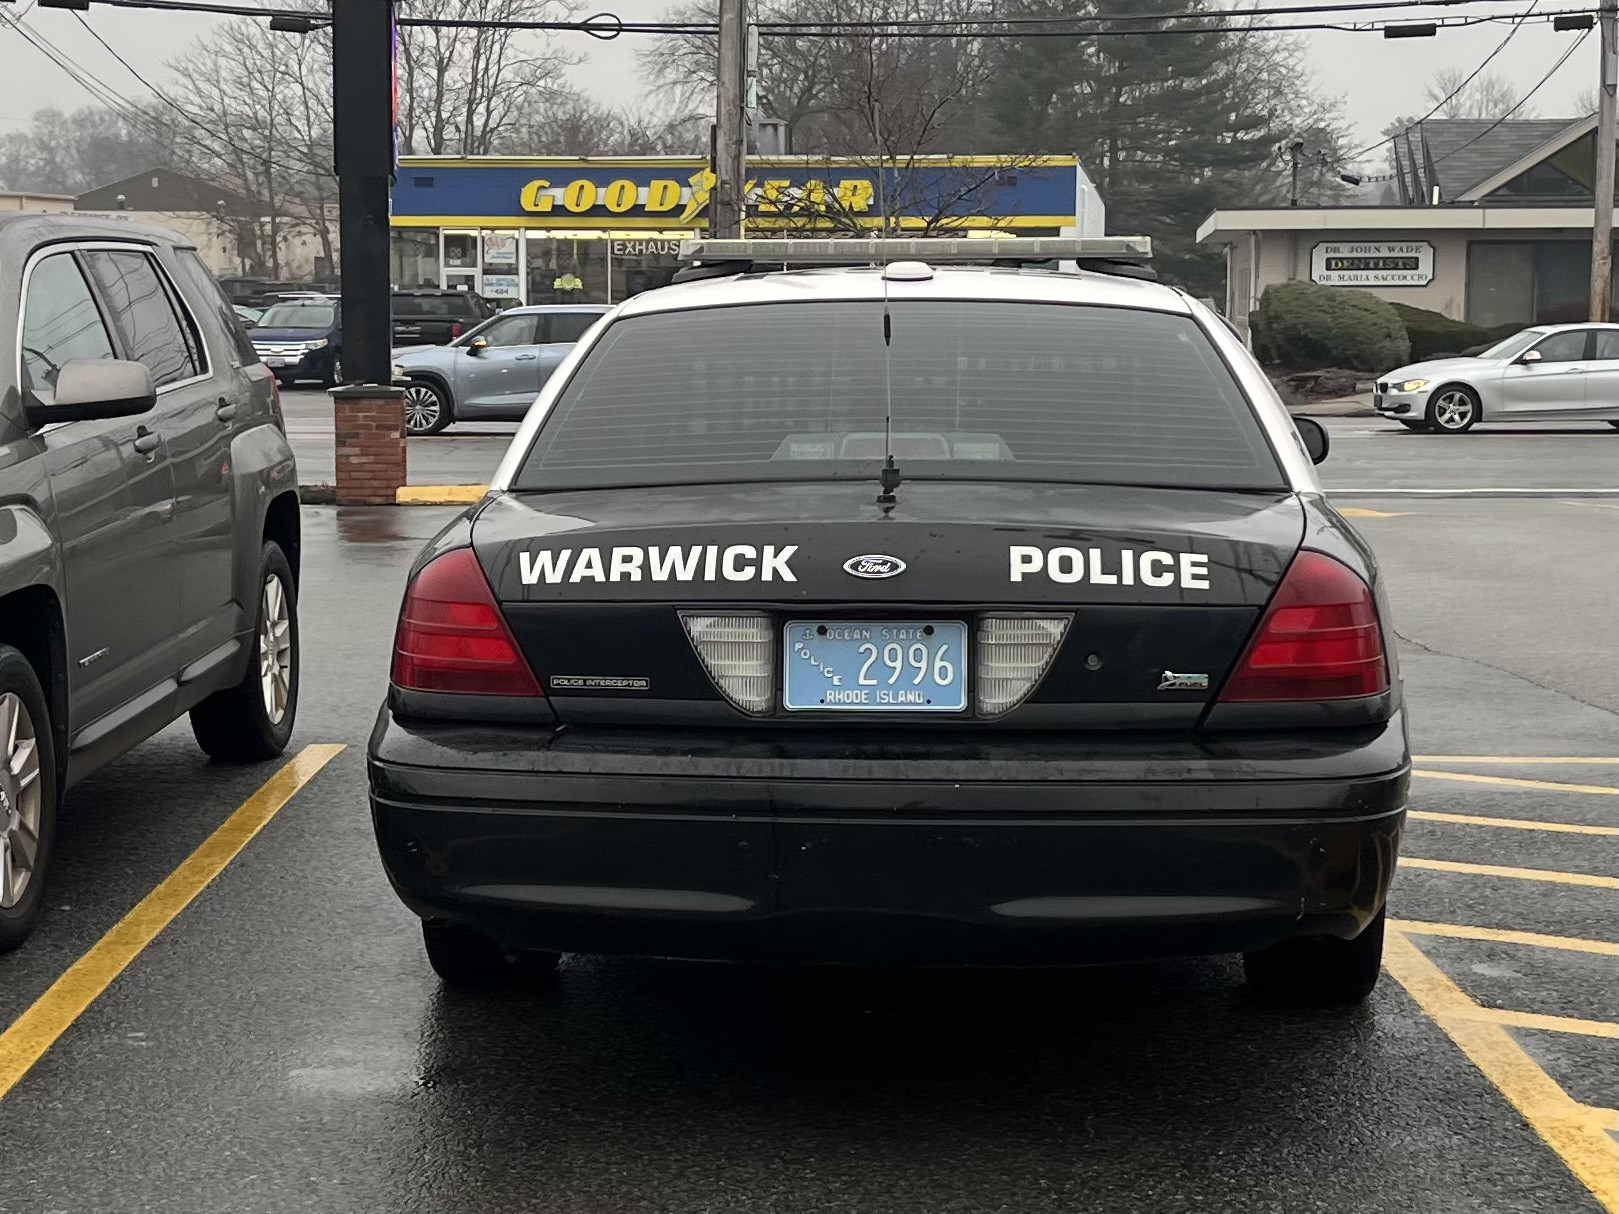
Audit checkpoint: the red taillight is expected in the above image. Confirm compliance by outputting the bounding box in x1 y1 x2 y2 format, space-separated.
1218 551 1388 702
450 321 462 338
392 548 542 696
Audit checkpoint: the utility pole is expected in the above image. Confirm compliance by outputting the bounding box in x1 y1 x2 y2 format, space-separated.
330 0 396 385
712 0 748 238
1592 0 1617 321
1288 141 1304 207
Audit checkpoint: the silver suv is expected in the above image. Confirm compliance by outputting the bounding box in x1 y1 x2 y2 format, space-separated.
0 215 301 950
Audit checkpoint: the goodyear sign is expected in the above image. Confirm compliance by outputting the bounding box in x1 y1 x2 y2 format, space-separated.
391 156 1079 231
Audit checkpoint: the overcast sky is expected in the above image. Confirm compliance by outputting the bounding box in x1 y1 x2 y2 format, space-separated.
0 1 1601 179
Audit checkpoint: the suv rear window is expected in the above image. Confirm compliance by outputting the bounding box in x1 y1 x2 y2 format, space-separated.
513 301 1284 491
393 294 479 317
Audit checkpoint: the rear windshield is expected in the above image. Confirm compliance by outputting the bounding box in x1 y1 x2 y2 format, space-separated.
512 300 1284 491
394 294 478 317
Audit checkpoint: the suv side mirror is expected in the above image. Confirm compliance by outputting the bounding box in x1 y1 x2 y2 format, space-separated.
1516 349 1543 366
1295 416 1330 465
28 359 155 425
466 336 489 355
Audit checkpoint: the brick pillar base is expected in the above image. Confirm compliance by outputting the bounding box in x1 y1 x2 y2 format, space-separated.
333 387 407 506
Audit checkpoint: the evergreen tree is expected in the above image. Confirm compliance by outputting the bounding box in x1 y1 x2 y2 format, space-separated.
978 3 1314 294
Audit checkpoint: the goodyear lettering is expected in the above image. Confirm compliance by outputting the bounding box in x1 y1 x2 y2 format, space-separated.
520 544 799 585
517 174 880 220
1008 545 1211 590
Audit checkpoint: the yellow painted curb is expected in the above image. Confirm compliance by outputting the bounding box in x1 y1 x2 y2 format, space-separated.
396 485 489 505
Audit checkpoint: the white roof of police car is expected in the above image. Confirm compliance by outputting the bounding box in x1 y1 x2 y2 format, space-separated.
612 264 1193 318
489 263 1321 495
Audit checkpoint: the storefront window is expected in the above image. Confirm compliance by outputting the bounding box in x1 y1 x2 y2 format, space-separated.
610 238 683 301
526 236 610 304
391 231 439 290
1468 241 1619 326
443 233 478 271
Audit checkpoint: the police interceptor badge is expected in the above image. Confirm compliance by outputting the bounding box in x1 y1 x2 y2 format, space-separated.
843 554 907 580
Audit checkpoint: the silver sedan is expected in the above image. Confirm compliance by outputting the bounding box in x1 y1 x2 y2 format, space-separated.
393 304 610 435
1374 322 1619 433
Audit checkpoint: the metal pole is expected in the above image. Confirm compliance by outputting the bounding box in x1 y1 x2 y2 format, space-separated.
331 0 396 385
1591 0 1617 321
1288 141 1304 207
712 0 747 238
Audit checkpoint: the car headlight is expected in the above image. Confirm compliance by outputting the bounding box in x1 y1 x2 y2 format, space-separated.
304 338 329 351
1398 379 1428 393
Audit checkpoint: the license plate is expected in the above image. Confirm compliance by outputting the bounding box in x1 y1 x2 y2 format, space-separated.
263 357 290 367
783 620 967 712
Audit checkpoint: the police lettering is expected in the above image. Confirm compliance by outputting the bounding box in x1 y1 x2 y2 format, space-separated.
1007 544 1211 590
520 544 799 585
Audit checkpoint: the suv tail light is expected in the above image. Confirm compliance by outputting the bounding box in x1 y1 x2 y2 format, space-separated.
450 321 463 339
1219 551 1388 702
392 548 541 696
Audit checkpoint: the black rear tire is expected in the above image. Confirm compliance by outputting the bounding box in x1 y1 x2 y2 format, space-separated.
421 919 562 988
1243 907 1385 1005
0 647 56 954
190 541 299 762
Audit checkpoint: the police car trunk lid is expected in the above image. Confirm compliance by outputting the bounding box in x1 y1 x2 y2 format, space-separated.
471 483 1304 728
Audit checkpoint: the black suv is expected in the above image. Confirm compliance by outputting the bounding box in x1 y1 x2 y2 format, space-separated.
0 215 302 950
392 289 494 346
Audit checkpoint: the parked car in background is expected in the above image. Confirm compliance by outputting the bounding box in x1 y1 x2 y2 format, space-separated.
252 296 342 386
1375 323 1619 433
0 214 302 951
392 304 608 435
391 289 495 348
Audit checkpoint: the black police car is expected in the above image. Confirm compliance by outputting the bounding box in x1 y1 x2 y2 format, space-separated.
368 238 1409 1004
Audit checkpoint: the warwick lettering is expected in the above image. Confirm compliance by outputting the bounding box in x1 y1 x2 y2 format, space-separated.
521 545 800 584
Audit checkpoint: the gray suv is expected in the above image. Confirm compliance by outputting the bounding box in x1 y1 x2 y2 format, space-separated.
0 215 301 950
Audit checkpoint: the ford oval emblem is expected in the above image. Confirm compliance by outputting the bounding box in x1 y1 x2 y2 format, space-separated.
843 554 907 580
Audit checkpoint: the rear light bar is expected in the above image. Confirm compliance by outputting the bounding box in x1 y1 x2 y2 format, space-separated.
1218 550 1388 703
450 321 463 339
392 548 542 696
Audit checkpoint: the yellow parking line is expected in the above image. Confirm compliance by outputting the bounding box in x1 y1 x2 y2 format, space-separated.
1592 1107 1619 1133
1382 930 1618 1213
1413 756 1618 765
1391 919 1619 956
1459 1008 1618 1040
1401 858 1619 889
1412 770 1619 796
0 744 344 1103
1339 507 1412 518
395 485 487 505
1408 810 1619 837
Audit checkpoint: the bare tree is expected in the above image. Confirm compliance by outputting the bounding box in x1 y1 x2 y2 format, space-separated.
0 105 180 195
396 0 581 156
1424 67 1534 121
645 0 992 156
503 94 708 156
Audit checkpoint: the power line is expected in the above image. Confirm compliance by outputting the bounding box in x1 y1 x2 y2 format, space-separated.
1361 25 1593 180
754 0 1530 28
1336 0 1540 165
71 10 213 133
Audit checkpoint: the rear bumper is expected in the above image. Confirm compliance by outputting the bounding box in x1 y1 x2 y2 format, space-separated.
367 711 1409 966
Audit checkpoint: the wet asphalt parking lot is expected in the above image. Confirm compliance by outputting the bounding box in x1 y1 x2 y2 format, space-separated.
0 416 1614 1214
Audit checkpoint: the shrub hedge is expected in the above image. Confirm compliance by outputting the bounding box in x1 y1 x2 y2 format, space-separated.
1254 282 1410 373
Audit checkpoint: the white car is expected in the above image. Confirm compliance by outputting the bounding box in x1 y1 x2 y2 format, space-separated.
1374 322 1619 433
